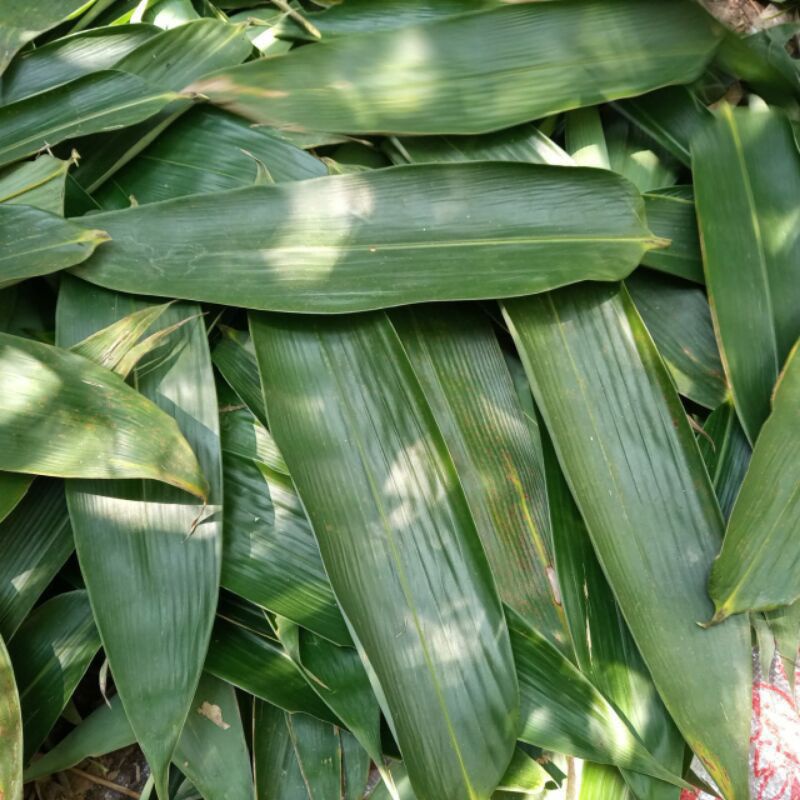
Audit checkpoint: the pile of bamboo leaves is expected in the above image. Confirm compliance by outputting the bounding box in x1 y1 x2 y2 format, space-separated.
1 1 799 799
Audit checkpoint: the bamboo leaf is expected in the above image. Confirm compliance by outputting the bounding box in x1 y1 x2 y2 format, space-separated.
0 329 206 495
0 154 73 215
288 712 342 800
0 205 107 288
218 403 287 476
692 105 800 443
626 269 726 410
8 590 101 760
0 480 72 641
57 278 221 799
0 24 158 104
342 731 371 800
580 763 635 800
0 634 22 800
93 107 326 209
0 475 30 527
75 162 659 313
213 327 267 425
503 284 752 800
0 70 183 170
0 0 94 75
193 0 721 136
392 305 568 651
708 340 800 620
251 310 519 800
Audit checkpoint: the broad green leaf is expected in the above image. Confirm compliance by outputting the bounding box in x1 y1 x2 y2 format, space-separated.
251 311 519 800
385 125 573 167
193 0 721 135
342 731 371 800
0 0 94 75
218 404 287 476
499 749 554 795
392 305 567 650
0 480 72 640
709 341 800 621
0 330 206 495
253 702 312 800
604 118 678 193
544 429 684 800
75 163 659 313
93 107 326 209
692 106 800 443
0 24 158 104
0 70 182 170
0 474 30 527
509 610 684 788
213 327 267 425
206 619 338 724
288 712 342 800
766 600 800 684
614 86 712 167
0 634 22 800
0 154 73 214
220 448 350 645
580 763 634 800
0 205 107 288
503 284 752 800
565 107 610 169
697 402 751 521
626 270 726 410
640 187 703 285
26 673 254 800
8 590 100 760
57 278 221 799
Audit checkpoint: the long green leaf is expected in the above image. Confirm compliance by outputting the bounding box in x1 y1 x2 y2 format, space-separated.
692 105 800 443
0 0 94 75
0 634 22 800
509 610 684 789
0 154 73 214
503 284 752 800
0 70 182 170
0 24 158 104
288 712 342 800
626 269 726 410
253 702 313 800
0 475 30 527
0 480 72 641
57 278 221 799
708 341 800 620
218 403 287 476
580 763 635 800
9 590 100 760
0 205 107 288
93 107 326 209
0 330 206 495
392 305 567 651
194 0 720 135
545 428 684 800
75 162 658 313
213 328 268 425
251 311 519 800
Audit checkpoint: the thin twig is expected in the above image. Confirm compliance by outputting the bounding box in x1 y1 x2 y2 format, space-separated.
68 767 141 799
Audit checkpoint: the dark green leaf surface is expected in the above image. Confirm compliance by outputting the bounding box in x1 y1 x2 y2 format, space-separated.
0 474 30 527
0 205 107 288
341 731 371 800
194 0 721 135
698 402 751 521
640 187 704 284
392 305 567 650
626 269 726 409
0 480 72 641
218 404 287 476
0 70 182 170
206 620 337 723
614 87 712 166
692 106 800 443
75 163 658 313
545 429 684 800
0 330 206 495
605 119 677 193
288 712 342 800
509 609 683 788
503 284 752 800
213 328 267 425
252 310 518 800
0 0 93 75
0 24 158 104
57 279 222 799
0 634 22 800
9 590 100 760
709 341 800 620
94 107 326 209
0 154 73 214
253 702 312 800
